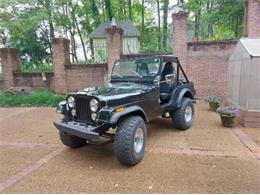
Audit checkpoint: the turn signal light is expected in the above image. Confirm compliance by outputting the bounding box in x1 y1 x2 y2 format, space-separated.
116 107 125 113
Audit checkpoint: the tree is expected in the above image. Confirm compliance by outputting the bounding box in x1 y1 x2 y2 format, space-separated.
128 0 132 20
186 0 244 41
162 0 169 48
156 0 161 49
141 0 145 46
105 0 113 20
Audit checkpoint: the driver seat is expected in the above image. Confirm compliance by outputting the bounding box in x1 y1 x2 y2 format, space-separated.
160 62 175 102
137 63 149 76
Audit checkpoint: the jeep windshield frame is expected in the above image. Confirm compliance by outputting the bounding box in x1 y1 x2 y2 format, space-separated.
110 57 161 82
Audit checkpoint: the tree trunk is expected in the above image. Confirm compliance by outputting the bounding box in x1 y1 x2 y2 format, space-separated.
123 0 126 18
194 1 201 39
91 0 101 27
101 0 106 20
105 0 113 20
156 0 161 49
141 0 145 46
207 1 213 38
128 0 132 20
74 16 87 61
162 0 169 48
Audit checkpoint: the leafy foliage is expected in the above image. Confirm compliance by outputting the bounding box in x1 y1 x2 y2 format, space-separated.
186 0 244 40
0 90 65 107
19 62 53 72
0 0 245 68
204 96 222 106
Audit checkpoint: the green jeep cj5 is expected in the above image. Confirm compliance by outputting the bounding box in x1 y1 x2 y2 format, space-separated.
54 55 196 166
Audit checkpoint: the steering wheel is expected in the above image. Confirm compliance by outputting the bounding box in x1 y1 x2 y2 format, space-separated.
148 72 156 76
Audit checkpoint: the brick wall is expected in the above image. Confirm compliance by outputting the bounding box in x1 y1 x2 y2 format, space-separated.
13 72 54 91
65 63 107 92
0 80 4 89
187 40 237 99
121 41 237 99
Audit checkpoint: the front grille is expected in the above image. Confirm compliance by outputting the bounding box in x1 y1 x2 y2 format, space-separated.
75 97 91 123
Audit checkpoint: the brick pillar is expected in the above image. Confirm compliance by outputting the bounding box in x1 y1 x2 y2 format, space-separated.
172 11 188 71
52 38 70 94
244 0 260 37
106 27 123 74
0 48 20 88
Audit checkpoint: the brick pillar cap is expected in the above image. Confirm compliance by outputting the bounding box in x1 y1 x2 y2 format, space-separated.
105 27 124 35
172 11 189 19
51 37 70 44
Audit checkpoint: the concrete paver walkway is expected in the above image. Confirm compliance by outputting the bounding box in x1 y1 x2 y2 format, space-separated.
0 102 259 193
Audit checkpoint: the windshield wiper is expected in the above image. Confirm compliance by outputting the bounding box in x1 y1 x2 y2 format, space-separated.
111 72 123 78
131 70 143 78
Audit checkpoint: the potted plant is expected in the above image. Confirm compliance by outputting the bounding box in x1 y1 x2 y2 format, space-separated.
216 106 238 127
204 96 222 111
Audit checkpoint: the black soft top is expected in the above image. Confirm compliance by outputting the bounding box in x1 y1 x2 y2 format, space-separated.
119 54 179 63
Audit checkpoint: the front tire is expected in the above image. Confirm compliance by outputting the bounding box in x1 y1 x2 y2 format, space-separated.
59 131 86 148
171 97 195 130
114 116 147 166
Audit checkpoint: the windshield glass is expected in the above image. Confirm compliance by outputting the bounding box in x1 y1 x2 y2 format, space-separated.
111 57 160 80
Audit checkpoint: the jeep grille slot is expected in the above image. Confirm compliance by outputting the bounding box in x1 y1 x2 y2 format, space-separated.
75 97 91 123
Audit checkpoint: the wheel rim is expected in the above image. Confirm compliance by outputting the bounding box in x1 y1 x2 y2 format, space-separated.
134 128 144 153
185 105 193 123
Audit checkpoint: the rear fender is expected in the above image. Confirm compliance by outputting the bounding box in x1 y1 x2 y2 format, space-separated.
176 88 193 108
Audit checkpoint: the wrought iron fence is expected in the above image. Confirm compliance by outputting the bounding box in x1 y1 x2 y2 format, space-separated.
92 42 107 63
123 38 140 54
70 42 107 64
19 51 53 72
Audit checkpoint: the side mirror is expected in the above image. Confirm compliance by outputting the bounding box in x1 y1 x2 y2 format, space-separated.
153 75 161 87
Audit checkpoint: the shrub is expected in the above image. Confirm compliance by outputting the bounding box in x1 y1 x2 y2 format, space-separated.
0 90 65 107
19 62 54 73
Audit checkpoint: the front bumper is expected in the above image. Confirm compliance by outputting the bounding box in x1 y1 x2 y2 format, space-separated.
53 121 101 140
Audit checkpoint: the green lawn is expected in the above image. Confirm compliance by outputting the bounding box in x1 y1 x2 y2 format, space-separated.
0 90 65 107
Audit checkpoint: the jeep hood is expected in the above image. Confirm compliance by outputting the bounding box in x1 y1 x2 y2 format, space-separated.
76 82 154 104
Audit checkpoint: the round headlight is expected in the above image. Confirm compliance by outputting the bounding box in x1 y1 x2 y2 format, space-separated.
90 99 99 112
67 96 75 108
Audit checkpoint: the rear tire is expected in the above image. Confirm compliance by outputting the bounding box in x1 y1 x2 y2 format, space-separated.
59 131 86 148
171 97 195 130
114 116 147 166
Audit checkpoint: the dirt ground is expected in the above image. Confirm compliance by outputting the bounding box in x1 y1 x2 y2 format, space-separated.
0 101 259 193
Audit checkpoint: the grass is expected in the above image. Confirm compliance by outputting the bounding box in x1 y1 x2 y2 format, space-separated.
0 90 65 107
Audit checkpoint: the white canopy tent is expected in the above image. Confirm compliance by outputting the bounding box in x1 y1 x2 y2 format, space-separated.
228 38 260 111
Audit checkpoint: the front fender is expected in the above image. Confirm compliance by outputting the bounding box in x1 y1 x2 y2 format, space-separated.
97 105 148 124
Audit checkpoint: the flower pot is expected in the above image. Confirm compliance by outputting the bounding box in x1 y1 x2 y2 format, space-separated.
209 102 219 111
220 116 236 128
